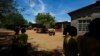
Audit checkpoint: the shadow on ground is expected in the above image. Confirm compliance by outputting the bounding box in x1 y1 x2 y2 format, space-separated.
28 43 63 56
0 32 12 36
0 32 63 56
0 32 14 56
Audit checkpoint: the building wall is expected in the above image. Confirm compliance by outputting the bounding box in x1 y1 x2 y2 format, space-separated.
55 22 70 32
71 13 100 36
69 1 100 20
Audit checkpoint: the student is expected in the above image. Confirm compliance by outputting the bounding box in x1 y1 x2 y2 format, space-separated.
77 18 100 56
14 26 20 35
63 25 70 36
12 27 28 56
63 26 78 56
21 27 26 34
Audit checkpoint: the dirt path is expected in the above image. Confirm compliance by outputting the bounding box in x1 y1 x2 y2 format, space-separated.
26 30 64 51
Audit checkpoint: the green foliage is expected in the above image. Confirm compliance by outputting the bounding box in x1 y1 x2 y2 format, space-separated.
35 13 55 28
0 0 28 28
28 22 33 26
0 0 16 18
13 34 28 47
2 13 28 28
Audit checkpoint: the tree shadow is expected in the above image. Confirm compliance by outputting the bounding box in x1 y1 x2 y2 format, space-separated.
0 32 11 36
28 43 63 56
0 32 14 56
0 40 63 56
0 32 63 56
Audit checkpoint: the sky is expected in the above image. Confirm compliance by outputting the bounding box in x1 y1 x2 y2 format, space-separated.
15 0 96 23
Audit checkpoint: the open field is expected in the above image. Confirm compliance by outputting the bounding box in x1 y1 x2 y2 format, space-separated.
0 28 64 51
0 29 64 56
27 30 64 51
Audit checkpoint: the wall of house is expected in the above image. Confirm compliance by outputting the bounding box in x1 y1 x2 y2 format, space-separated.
55 22 70 32
71 13 100 36
71 17 90 35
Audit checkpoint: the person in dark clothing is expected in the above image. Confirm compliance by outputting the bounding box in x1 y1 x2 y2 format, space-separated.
63 26 78 56
14 26 20 35
63 25 70 36
77 18 100 56
21 27 26 33
12 27 28 56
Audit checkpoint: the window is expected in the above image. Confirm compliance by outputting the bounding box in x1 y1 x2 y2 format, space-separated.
78 20 91 31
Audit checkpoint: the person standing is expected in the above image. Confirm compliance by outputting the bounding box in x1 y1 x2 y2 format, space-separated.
78 18 100 56
63 25 70 36
12 27 28 56
63 26 78 56
77 18 100 56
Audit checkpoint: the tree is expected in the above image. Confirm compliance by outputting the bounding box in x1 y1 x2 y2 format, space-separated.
0 0 28 29
28 22 33 26
0 0 16 21
2 13 28 29
35 13 55 28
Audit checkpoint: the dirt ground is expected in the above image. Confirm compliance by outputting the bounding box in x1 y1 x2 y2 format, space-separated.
26 30 64 51
0 28 64 51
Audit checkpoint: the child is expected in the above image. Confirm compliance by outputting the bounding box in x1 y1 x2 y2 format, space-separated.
63 26 78 56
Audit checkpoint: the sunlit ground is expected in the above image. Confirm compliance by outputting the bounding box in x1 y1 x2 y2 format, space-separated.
0 28 64 56
27 30 64 51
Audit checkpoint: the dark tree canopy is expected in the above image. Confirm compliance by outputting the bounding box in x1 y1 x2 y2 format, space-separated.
0 0 16 18
2 13 28 28
0 0 28 29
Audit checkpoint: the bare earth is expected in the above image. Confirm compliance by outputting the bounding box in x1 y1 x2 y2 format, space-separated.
26 30 64 51
0 28 64 51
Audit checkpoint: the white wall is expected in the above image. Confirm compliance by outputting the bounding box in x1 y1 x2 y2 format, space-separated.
71 13 100 36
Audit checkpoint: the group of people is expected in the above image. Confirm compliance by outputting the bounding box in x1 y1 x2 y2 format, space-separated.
10 18 100 56
63 18 100 56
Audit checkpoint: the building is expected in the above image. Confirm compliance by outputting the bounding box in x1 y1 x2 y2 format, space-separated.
31 21 70 32
68 1 100 35
55 21 70 32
